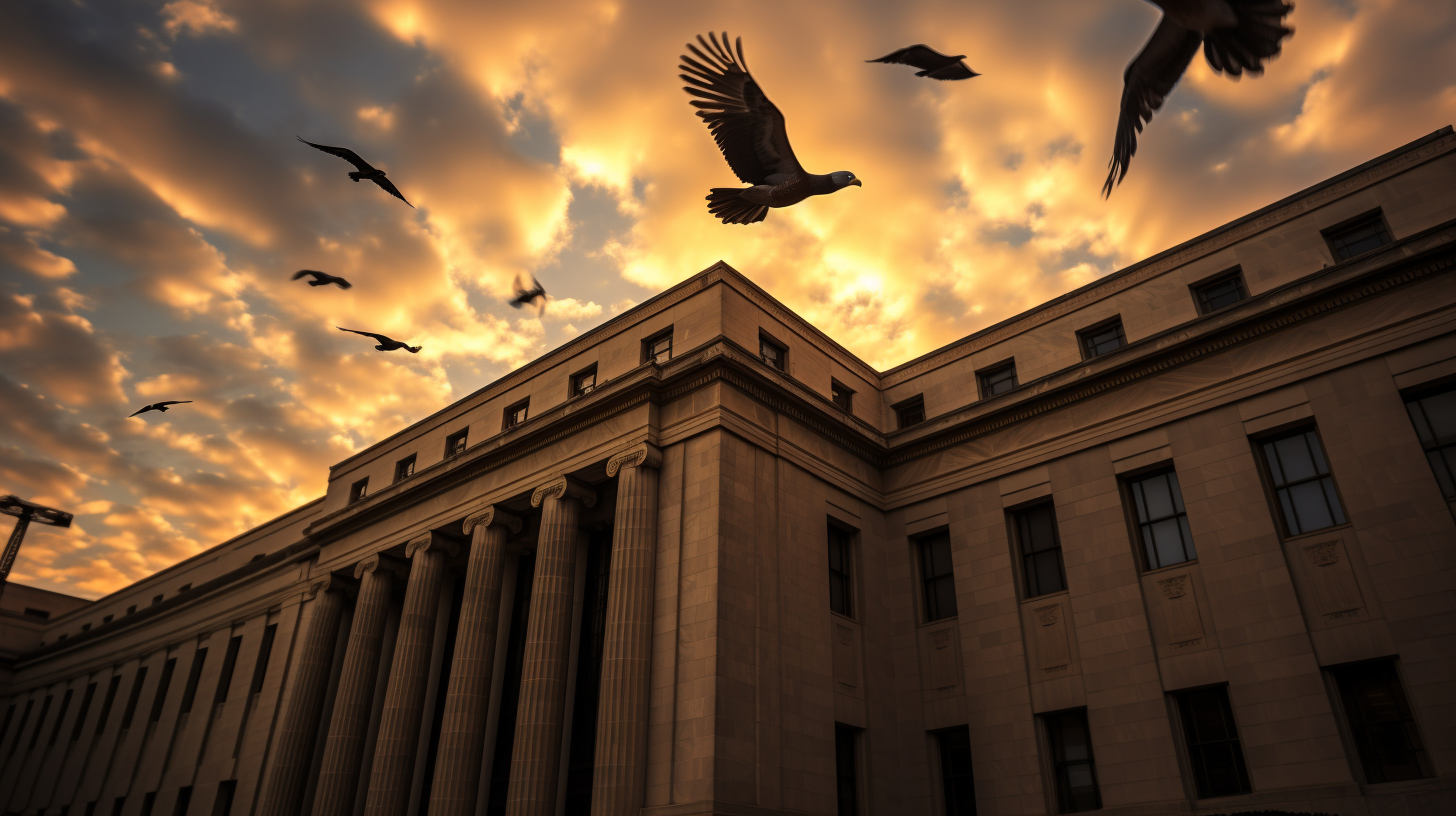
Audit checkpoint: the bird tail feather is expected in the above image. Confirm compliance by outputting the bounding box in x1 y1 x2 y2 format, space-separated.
706 188 769 225
1205 1 1294 77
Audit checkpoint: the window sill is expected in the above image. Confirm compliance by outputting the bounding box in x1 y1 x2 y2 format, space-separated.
918 616 958 629
1141 559 1199 576
1280 522 1354 543
1020 589 1070 605
830 610 858 625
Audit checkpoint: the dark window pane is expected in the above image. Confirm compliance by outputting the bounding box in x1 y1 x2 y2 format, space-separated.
95 676 121 736
349 478 368 504
179 649 208 715
249 624 278 695
1176 686 1252 798
1195 272 1248 314
831 381 853 412
72 682 97 743
1326 212 1392 260
920 532 957 621
1259 428 1346 537
1129 470 1196 569
937 727 977 816
120 667 148 730
149 659 176 723
1404 383 1456 499
445 429 468 457
394 455 415 483
1045 710 1101 813
1014 504 1066 597
1080 320 1126 359
214 636 243 706
1332 659 1431 784
979 364 1018 398
828 524 854 618
835 724 860 816
897 397 926 429
760 337 785 370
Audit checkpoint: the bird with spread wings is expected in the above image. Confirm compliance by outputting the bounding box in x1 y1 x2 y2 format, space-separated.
130 401 193 417
292 270 352 289
510 276 547 313
336 327 422 353
298 137 414 207
867 45 980 81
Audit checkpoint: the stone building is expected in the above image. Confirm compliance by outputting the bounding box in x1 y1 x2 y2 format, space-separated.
2 127 1456 816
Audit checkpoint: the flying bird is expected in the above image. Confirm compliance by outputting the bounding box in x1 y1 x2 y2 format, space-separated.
1103 0 1294 197
510 276 547 312
337 327 422 353
297 137 414 207
866 45 980 80
130 401 193 417
292 270 352 289
680 32 862 225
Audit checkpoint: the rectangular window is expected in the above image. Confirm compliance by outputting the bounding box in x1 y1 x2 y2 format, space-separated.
23 607 50 619
120 666 148 730
214 636 243 706
936 726 977 816
72 682 97 742
211 781 236 816
895 395 926 429
7 700 33 759
828 522 854 618
1013 503 1067 598
1077 318 1126 360
1330 659 1432 783
444 428 468 458
831 379 854 412
1175 685 1251 798
96 675 122 736
918 530 958 622
393 454 416 483
30 695 53 749
759 332 787 371
110 798 126 816
570 365 597 397
0 703 14 746
1127 469 1196 570
977 361 1018 399
643 329 673 365
1044 709 1101 813
348 478 368 505
127 605 136 615
48 688 73 746
178 650 208 716
83 622 92 631
503 398 529 430
139 793 156 816
250 624 278 695
104 614 113 624
834 723 860 816
1323 209 1392 260
1257 427 1347 536
172 786 192 816
152 594 163 606
1403 381 1456 499
1192 269 1248 314
178 583 191 593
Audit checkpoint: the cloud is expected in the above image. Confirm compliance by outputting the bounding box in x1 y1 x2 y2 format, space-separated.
162 1 239 39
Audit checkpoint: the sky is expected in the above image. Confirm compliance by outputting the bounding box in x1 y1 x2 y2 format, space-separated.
1 0 1453 599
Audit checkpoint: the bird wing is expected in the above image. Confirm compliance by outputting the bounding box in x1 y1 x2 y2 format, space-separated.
333 276 353 289
1202 1 1294 78
866 44 954 71
371 176 414 208
129 405 153 417
297 137 374 172
1103 19 1203 197
156 401 193 407
680 32 804 185
337 327 390 344
293 270 321 281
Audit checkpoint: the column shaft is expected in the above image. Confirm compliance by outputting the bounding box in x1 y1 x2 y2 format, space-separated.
313 561 395 816
257 578 346 816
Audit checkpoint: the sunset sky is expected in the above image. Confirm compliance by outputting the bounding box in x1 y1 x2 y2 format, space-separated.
1 0 1454 599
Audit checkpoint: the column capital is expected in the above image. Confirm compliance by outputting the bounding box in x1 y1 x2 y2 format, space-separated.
531 476 597 509
406 531 460 560
354 553 406 581
308 573 357 599
462 505 523 536
606 443 662 477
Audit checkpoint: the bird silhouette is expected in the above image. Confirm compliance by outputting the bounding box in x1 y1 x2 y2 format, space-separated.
681 32 862 225
510 276 547 312
337 327 422 353
130 401 193 417
1103 0 1294 197
297 137 414 207
292 270 352 289
867 45 980 80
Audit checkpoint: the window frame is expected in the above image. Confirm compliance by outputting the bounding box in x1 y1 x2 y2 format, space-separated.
348 477 368 505
1327 657 1433 785
1075 317 1127 361
916 528 958 623
834 722 863 816
569 364 598 398
1321 207 1393 262
642 328 674 365
758 331 788 372
444 428 469 459
830 379 854 413
827 520 856 619
1042 708 1102 814
1010 501 1068 599
1252 424 1349 539
393 454 416 483
1190 267 1249 315
894 395 927 430
1171 684 1252 799
502 398 530 431
933 726 978 816
976 360 1019 400
1123 466 1197 572
1401 378 1456 503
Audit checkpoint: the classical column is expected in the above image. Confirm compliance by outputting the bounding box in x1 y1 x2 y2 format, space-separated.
504 477 597 816
363 532 457 816
592 444 662 815
257 574 349 816
313 556 398 816
428 505 523 816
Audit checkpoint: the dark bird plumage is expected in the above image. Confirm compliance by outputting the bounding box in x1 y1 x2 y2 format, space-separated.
680 32 862 225
867 45 980 80
292 270 352 289
297 137 414 207
510 276 547 311
1103 0 1293 197
336 327 422 353
129 400 193 417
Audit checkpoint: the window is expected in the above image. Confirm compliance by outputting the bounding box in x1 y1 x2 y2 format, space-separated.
172 786 192 816
96 675 121 736
0 704 13 747
503 398 530 430
918 530 958 622
1192 269 1248 314
214 635 243 706
178 649 208 715
348 478 368 505
120 666 148 730
1330 659 1432 783
1044 709 1101 813
1257 427 1347 536
1323 209 1392 261
1175 685 1251 798
250 554 265 562
759 332 787 371
82 622 92 631
103 614 114 624
834 723 861 816
24 607 50 620
1077 318 1126 360
1127 469 1196 570
140 793 156 816
570 365 597 397
1403 381 1456 500
29 695 52 750
152 594 163 606
48 688 73 746
828 522 854 618
393 454 416 483
250 624 278 695
178 583 191 593
977 361 1018 399
127 605 136 615
211 781 237 816
831 379 854 412
1013 503 1067 598
445 428 468 458
111 797 127 816
72 682 97 742
895 395 926 429
643 329 673 365
936 727 977 816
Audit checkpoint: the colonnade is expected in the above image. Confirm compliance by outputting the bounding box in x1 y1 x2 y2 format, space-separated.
258 443 661 816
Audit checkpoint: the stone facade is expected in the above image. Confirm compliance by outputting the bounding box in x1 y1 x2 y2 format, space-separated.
3 127 1456 816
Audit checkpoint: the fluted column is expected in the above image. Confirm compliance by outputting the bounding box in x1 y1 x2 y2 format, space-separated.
363 533 457 816
257 574 349 816
504 477 597 816
592 444 663 815
313 556 398 816
428 505 523 816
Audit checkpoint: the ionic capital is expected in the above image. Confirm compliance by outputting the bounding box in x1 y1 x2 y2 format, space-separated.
462 504 523 536
307 573 354 598
530 476 597 509
354 553 407 581
606 443 662 477
406 531 460 560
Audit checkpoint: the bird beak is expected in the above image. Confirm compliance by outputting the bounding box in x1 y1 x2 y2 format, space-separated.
851 179 863 187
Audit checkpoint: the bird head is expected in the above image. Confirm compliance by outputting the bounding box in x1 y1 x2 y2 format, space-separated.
830 171 862 189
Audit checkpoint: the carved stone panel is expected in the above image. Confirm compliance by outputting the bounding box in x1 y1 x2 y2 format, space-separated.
1033 602 1072 671
919 621 964 698
1301 538 1365 621
832 620 863 697
1156 574 1205 647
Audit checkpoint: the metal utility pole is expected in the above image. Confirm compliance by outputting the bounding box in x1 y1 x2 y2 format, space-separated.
0 495 73 601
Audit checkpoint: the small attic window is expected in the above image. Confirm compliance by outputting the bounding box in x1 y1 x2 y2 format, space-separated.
24 607 50 620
